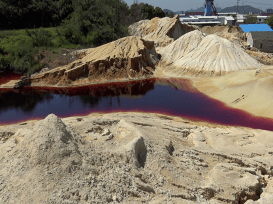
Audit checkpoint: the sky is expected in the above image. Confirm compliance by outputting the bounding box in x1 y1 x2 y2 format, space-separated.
123 0 273 12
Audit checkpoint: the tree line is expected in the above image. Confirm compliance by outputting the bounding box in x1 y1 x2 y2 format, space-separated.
0 0 167 45
0 0 168 74
0 0 166 30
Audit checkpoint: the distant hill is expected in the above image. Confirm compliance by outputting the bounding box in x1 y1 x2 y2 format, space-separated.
164 6 223 15
163 9 175 14
163 9 184 14
220 5 264 14
175 10 185 14
187 7 222 12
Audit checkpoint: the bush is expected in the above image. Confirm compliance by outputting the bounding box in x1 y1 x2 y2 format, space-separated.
25 28 54 47
265 16 273 29
244 16 257 24
0 32 40 72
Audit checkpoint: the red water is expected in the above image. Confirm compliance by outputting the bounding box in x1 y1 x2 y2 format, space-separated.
0 72 22 85
0 77 273 131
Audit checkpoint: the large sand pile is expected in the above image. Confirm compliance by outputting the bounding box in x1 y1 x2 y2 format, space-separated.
159 31 261 77
128 15 196 47
1 112 273 203
202 25 245 47
159 30 205 64
202 26 273 65
31 36 159 86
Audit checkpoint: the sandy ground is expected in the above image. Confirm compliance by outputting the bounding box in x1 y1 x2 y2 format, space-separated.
1 112 273 203
154 64 273 119
191 65 273 119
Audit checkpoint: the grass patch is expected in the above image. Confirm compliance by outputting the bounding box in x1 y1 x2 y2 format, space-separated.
0 27 80 74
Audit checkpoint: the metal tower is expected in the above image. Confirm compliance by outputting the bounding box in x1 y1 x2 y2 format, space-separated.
204 0 218 16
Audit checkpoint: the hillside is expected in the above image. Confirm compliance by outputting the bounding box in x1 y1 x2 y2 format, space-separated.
163 7 222 14
221 5 264 13
163 9 174 14
163 9 184 14
187 7 222 12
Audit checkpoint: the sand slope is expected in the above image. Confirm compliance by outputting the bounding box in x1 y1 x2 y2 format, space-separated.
192 66 273 118
31 36 159 86
161 33 261 76
202 25 244 47
159 30 205 64
129 15 196 47
0 112 273 203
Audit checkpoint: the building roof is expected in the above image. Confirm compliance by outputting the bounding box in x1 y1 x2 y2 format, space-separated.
225 16 235 21
250 31 273 41
187 22 221 25
240 24 273 33
185 12 205 16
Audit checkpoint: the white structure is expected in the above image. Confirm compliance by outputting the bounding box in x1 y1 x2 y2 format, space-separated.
223 16 235 26
218 12 237 16
257 16 269 24
236 14 246 24
179 15 234 26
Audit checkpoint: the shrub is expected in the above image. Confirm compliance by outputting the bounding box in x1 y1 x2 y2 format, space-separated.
27 28 54 47
265 16 273 29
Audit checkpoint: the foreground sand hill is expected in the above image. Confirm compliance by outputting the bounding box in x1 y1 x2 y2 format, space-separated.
0 112 273 203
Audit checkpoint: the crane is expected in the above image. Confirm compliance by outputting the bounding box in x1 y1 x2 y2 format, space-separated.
204 0 218 16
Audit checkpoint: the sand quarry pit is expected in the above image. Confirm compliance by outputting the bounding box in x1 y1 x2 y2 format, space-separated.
1 16 273 203
1 16 273 119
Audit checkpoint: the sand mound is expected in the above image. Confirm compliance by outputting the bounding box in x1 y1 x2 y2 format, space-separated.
202 26 273 65
31 36 159 86
159 30 205 64
161 33 261 77
202 25 245 47
128 15 196 47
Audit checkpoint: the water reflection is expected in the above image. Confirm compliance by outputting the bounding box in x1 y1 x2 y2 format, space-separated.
0 79 156 124
0 89 54 113
0 72 22 86
0 78 273 132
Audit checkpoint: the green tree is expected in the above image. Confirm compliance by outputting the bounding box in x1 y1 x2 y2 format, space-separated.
141 3 155 19
265 16 273 29
0 0 61 29
154 7 165 18
244 16 258 24
62 0 129 46
165 12 175 18
128 3 144 24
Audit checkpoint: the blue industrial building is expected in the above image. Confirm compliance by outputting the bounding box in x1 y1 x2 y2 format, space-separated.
240 24 273 33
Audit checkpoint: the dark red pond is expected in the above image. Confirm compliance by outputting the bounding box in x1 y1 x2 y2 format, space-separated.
1 78 273 131
0 71 22 85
